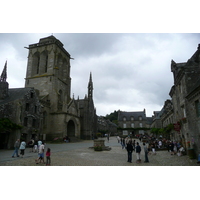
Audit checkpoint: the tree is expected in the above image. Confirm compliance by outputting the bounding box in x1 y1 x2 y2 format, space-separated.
105 110 119 124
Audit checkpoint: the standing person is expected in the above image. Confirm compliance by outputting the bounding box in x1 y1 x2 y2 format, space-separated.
33 140 38 153
107 133 109 142
12 139 20 158
169 141 174 155
35 142 45 164
135 142 141 163
132 140 136 151
46 148 51 166
151 143 156 155
19 139 26 158
143 143 149 163
122 138 125 149
126 141 133 163
28 138 34 152
37 139 42 152
158 140 162 149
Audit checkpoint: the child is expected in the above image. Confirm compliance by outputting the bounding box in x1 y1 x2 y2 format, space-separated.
46 148 51 166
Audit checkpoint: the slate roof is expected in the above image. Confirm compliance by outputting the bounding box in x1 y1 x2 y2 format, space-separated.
0 87 34 105
118 111 146 121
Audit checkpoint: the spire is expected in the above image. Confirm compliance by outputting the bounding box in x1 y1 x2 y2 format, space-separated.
0 61 7 82
88 72 93 98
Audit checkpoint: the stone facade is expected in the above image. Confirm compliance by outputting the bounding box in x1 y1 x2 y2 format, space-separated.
118 109 152 136
155 44 200 156
0 86 42 149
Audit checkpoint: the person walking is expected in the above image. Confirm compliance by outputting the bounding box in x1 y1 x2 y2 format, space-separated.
135 142 141 163
19 139 26 158
46 148 51 166
35 142 45 164
12 139 20 158
126 141 133 163
143 143 149 163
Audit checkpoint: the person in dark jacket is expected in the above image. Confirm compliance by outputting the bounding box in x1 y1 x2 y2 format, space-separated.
135 142 141 162
126 141 133 163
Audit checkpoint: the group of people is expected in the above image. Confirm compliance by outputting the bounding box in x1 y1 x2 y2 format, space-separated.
117 136 150 163
12 138 51 165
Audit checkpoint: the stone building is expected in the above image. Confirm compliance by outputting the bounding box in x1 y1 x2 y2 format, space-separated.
118 109 152 136
157 44 200 156
24 35 97 141
0 35 98 148
0 61 42 149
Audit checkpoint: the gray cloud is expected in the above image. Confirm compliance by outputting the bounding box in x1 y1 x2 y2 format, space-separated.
0 33 199 117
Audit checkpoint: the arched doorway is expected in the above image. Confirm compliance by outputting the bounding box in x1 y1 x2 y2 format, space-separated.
67 120 75 137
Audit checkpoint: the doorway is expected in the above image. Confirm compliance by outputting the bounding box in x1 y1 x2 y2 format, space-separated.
67 120 75 137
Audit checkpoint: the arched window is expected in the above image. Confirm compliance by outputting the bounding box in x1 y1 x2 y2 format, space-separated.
32 52 40 75
40 50 48 73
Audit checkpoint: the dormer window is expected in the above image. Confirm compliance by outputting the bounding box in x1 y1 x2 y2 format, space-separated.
123 117 126 121
139 116 142 121
131 117 134 121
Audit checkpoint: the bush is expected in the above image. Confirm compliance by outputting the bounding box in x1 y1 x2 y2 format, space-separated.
96 133 102 138
94 145 103 151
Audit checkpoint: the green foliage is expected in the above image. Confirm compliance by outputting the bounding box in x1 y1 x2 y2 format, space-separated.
105 110 119 124
94 145 103 151
0 118 22 133
96 133 102 137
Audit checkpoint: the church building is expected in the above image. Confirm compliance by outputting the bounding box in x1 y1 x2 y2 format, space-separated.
0 35 97 148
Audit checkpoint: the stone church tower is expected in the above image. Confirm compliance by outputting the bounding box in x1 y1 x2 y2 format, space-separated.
24 35 96 140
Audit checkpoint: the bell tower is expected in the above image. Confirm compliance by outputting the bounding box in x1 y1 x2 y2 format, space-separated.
25 35 72 112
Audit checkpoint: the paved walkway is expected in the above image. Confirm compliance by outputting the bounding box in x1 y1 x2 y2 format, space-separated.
0 137 199 166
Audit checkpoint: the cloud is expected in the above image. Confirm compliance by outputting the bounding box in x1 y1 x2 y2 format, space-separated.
1 33 200 117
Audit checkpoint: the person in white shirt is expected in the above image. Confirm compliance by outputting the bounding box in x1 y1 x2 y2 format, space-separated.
35 142 45 164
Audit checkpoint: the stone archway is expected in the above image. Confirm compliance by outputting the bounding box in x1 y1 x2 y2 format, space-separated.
67 120 75 137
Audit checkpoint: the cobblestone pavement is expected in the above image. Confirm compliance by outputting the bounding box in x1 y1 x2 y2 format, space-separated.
0 137 199 166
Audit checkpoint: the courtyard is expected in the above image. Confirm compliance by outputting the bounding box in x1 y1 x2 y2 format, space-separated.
0 136 199 166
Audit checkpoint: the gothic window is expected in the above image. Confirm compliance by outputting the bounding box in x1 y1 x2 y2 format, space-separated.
32 118 36 127
123 117 126 121
40 50 48 73
131 117 134 121
32 52 40 75
57 54 63 79
25 103 29 111
24 117 28 126
34 106 37 113
195 100 200 117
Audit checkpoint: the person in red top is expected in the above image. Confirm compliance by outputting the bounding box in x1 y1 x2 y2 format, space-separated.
46 148 51 166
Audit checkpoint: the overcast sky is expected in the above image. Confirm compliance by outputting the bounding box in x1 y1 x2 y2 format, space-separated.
0 33 200 117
